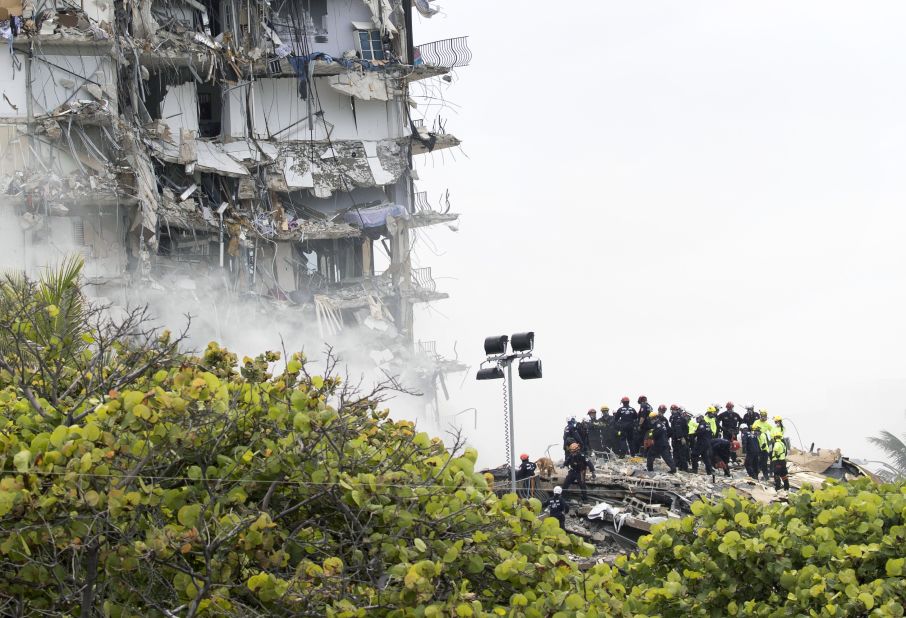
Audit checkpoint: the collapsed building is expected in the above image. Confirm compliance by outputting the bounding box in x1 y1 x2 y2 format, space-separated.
0 0 469 417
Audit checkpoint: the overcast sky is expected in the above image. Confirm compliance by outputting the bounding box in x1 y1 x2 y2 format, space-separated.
407 1 906 467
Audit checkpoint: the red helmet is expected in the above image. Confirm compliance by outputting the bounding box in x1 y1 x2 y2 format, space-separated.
669 404 678 411
621 396 630 403
658 404 667 412
638 395 648 403
519 453 529 461
726 401 735 408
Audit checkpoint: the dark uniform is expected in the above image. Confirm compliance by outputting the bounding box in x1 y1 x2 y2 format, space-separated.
636 401 653 453
515 459 537 497
645 416 677 473
710 438 732 477
613 405 638 457
669 409 690 471
740 428 760 479
562 419 584 456
690 420 714 474
544 494 569 529
742 408 759 433
717 408 742 442
562 450 595 500
755 428 771 482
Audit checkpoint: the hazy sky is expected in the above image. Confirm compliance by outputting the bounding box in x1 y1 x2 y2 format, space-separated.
407 1 906 466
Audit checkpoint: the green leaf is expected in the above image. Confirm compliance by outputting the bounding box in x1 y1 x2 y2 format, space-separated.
887 558 904 577
414 538 427 553
178 504 202 529
13 450 31 473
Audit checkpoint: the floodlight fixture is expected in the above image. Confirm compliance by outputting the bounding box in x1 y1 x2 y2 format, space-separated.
476 365 504 381
518 359 542 380
483 335 508 356
511 331 534 352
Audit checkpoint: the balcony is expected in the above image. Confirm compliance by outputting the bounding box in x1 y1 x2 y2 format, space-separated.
409 190 459 229
414 37 472 69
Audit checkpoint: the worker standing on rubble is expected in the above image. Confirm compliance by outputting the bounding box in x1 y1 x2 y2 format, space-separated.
577 410 595 454
562 418 584 457
670 405 690 471
544 486 569 529
613 397 637 457
752 409 772 435
599 406 616 453
710 437 733 477
754 425 772 482
770 434 790 491
562 442 595 500
717 402 742 440
636 396 653 454
690 416 715 475
740 425 760 479
704 407 719 437
645 411 678 473
516 453 537 498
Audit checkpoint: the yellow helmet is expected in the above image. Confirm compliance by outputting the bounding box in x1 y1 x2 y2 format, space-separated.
707 406 717 414
600 405 610 413
774 416 783 422
649 411 658 418
759 409 768 417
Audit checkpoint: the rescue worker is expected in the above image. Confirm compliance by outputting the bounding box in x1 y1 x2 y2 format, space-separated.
717 402 742 440
544 486 569 529
516 453 536 498
635 396 653 454
645 411 677 473
562 442 595 500
740 425 760 479
690 416 714 475
770 434 790 491
576 410 594 453
742 404 759 430
613 397 637 457
704 407 718 437
669 405 690 472
599 406 616 453
562 418 584 457
754 425 771 482
710 437 732 477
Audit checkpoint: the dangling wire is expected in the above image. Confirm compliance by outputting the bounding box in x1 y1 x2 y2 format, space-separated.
501 367 511 471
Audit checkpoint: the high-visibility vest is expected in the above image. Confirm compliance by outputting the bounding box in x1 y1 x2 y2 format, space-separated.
771 439 787 463
688 417 698 436
756 431 770 452
772 424 785 439
752 419 773 436
705 415 717 436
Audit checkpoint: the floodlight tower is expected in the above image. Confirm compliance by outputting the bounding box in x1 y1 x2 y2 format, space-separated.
476 332 542 494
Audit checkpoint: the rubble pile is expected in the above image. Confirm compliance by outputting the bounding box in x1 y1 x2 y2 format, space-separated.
484 446 878 557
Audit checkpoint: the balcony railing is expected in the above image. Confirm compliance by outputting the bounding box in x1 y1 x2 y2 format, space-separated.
412 267 437 293
414 36 472 69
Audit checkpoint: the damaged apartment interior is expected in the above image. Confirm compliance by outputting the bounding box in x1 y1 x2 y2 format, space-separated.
0 0 470 419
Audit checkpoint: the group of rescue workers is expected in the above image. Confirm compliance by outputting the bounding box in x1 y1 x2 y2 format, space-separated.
538 397 792 529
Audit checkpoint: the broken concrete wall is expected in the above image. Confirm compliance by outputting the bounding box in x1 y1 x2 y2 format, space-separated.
223 77 400 142
0 55 26 118
30 55 117 116
270 0 377 59
280 139 406 197
160 81 199 137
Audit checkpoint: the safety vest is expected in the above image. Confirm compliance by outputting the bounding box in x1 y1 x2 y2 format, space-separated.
756 431 770 452
772 424 785 439
688 417 698 436
770 439 787 463
752 419 772 436
705 415 717 436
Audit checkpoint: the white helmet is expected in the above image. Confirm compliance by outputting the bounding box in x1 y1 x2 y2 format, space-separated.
553 486 562 495
740 424 749 431
745 403 754 410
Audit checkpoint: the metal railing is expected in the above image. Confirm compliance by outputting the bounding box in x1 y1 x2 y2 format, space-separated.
415 36 472 68
412 267 437 293
418 340 437 356
414 191 431 212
